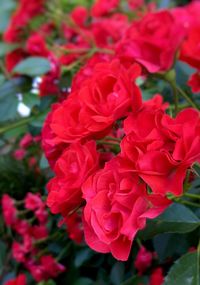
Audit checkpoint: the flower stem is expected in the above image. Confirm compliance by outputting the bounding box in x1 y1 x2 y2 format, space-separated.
184 193 200 200
0 116 36 135
176 86 199 110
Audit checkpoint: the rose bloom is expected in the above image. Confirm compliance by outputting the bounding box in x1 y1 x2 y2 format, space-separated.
122 102 200 197
82 163 170 261
47 140 99 217
134 246 153 274
49 60 142 143
91 0 119 17
149 267 164 285
180 26 200 70
2 194 17 227
188 72 200 93
26 255 65 282
4 274 26 285
116 10 185 73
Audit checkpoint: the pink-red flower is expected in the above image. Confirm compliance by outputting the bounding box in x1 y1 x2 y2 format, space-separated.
2 194 17 227
117 11 185 73
82 162 170 261
47 140 99 217
49 60 142 144
134 246 153 274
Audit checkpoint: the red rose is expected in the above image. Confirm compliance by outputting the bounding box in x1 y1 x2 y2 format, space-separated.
180 26 200 69
134 246 153 274
2 194 17 227
64 212 83 244
91 0 119 17
82 163 169 261
172 1 200 31
50 60 142 143
122 105 200 197
188 72 200 93
47 141 99 217
149 267 164 285
26 33 49 57
117 11 185 73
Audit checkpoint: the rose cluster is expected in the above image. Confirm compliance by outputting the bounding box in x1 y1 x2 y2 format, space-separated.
1 193 65 282
4 0 200 97
41 3 200 259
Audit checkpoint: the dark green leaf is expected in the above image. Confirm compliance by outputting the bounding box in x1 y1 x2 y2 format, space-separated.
121 275 148 285
74 278 94 285
153 234 189 262
0 240 7 275
164 252 199 285
139 204 200 240
110 262 125 285
13 57 51 76
74 248 93 267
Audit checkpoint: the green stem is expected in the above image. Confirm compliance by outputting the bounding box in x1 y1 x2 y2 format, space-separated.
176 199 200 208
104 136 121 142
184 193 200 200
169 81 179 114
97 140 119 146
0 116 36 135
176 86 200 110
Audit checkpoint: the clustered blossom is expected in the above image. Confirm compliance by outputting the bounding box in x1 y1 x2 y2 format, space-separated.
1 193 65 282
37 0 200 262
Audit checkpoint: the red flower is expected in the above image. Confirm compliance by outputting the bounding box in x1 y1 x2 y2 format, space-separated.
122 104 200 197
180 26 200 70
134 246 153 274
47 141 99 217
64 212 83 244
2 194 17 227
82 163 169 261
12 235 33 263
26 33 50 57
70 6 88 27
25 193 44 211
188 72 200 93
149 267 164 285
4 0 45 43
117 11 185 73
91 0 119 17
4 274 26 285
19 134 33 149
27 255 65 281
49 60 142 143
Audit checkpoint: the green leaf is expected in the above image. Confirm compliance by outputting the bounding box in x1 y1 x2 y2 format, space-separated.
74 248 93 267
0 240 7 275
121 275 148 285
110 262 125 285
164 252 199 285
0 42 18 57
139 204 200 240
13 57 51 76
74 278 94 285
153 234 189 262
